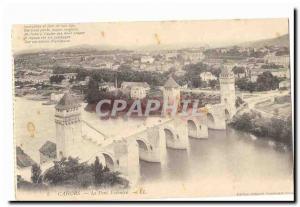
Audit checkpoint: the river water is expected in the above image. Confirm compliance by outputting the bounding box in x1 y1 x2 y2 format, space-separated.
15 97 294 196
139 128 293 196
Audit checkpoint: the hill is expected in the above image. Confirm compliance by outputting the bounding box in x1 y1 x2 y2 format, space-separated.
239 34 289 48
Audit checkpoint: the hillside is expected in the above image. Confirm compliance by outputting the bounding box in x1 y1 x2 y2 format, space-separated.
239 34 289 48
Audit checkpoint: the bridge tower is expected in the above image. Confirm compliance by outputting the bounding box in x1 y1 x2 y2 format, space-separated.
55 92 82 159
163 76 181 115
219 64 236 120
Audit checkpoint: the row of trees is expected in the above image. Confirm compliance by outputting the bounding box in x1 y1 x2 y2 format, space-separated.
18 156 128 189
236 71 280 92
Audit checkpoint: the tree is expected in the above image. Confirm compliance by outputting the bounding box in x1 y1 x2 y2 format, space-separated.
85 78 100 104
236 78 256 92
43 157 85 185
232 66 245 74
50 75 65 84
208 80 219 89
231 113 254 131
256 71 279 91
31 164 42 184
94 156 104 185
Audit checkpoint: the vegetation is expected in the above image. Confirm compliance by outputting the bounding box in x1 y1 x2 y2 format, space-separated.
236 71 280 92
235 78 256 92
235 96 245 108
42 156 128 188
31 164 42 184
232 66 245 74
230 111 292 147
50 75 65 84
256 71 280 91
18 156 129 190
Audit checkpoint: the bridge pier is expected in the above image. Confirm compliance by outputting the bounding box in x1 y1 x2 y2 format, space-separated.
163 118 189 150
206 104 226 130
94 139 140 184
187 112 208 139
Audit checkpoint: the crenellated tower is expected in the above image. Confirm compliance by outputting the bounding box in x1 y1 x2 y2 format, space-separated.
55 92 82 159
219 64 236 120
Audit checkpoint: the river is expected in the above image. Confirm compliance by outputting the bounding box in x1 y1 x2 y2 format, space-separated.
15 97 294 196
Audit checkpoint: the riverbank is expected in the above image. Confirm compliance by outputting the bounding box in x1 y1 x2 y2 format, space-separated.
230 110 293 149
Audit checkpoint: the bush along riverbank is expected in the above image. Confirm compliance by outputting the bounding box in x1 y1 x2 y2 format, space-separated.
230 111 293 149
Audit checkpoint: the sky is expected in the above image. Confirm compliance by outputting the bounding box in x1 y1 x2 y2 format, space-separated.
12 18 289 52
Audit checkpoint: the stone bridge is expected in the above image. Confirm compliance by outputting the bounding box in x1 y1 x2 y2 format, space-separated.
87 104 228 182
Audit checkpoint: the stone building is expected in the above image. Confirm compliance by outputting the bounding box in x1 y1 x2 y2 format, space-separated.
163 76 181 114
55 93 82 160
219 64 236 120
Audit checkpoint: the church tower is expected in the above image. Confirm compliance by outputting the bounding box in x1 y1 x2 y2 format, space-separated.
163 76 181 115
219 64 236 120
55 92 82 159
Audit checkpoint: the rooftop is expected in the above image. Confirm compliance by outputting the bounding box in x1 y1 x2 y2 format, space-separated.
55 92 80 110
164 76 180 88
121 82 150 88
39 141 57 158
16 146 36 168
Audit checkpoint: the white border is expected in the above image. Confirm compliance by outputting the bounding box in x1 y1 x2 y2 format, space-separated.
0 2 296 204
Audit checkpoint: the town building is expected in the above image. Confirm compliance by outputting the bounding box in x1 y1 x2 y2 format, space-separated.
130 86 147 99
99 82 117 92
264 53 290 67
141 56 155 64
121 82 150 91
50 93 64 102
200 72 217 82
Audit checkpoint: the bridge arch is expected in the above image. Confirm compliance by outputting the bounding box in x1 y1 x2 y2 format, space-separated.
164 128 176 139
187 119 198 138
207 112 215 128
136 139 149 151
163 127 178 148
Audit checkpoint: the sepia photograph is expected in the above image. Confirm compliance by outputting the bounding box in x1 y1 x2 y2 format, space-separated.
11 18 294 201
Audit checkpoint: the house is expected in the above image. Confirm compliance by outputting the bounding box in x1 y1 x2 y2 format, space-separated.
39 141 57 164
200 72 217 82
130 86 147 99
121 82 150 98
141 56 155 64
50 93 64 102
99 82 117 92
121 82 150 91
16 146 36 168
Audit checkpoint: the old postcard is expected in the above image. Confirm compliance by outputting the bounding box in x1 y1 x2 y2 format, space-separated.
12 19 294 200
